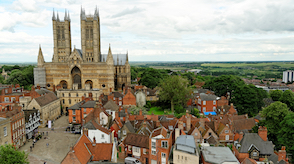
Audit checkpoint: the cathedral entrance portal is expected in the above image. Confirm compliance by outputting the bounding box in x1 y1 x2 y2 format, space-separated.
71 66 81 89
60 80 68 89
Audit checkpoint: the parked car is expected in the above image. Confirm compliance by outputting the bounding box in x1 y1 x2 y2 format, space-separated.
124 157 142 164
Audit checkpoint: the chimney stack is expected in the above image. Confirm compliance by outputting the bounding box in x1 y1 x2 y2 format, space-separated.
139 109 142 116
258 126 268 141
278 146 287 162
178 121 184 130
175 128 180 140
186 110 191 132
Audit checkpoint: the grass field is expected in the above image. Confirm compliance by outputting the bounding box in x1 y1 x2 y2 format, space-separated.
149 66 189 70
201 62 294 68
148 107 172 115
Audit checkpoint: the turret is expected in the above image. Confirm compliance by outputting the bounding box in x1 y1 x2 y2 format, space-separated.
37 45 45 67
125 51 129 64
57 12 60 21
106 44 114 65
52 9 56 21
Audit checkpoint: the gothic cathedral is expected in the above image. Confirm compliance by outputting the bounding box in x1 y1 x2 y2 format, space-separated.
34 8 131 94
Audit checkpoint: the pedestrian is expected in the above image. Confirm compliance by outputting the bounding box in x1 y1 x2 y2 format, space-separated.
46 131 48 136
46 143 49 148
30 146 32 152
32 143 34 148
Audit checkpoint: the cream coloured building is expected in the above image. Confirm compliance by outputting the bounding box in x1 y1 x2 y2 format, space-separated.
27 93 61 127
0 117 12 145
34 8 131 94
173 135 199 164
56 85 102 114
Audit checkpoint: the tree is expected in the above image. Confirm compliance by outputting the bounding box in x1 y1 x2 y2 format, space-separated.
279 90 294 111
269 90 283 101
139 68 167 89
278 112 294 155
231 84 267 117
203 75 245 101
159 76 191 113
5 65 34 90
0 144 29 164
0 75 4 84
261 101 291 147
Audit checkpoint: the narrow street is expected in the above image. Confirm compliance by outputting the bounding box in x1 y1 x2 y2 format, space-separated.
19 115 80 164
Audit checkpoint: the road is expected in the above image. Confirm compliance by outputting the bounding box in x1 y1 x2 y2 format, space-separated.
19 115 80 164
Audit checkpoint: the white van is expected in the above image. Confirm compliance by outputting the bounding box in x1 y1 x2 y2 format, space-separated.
124 157 142 164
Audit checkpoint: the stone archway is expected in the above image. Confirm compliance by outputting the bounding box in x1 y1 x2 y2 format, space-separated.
60 80 68 89
71 66 81 89
85 80 93 89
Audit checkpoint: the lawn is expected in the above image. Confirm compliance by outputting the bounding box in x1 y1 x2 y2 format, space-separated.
148 107 172 115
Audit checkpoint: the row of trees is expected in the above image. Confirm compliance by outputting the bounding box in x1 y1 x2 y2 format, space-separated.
0 65 34 90
203 75 268 117
260 101 294 156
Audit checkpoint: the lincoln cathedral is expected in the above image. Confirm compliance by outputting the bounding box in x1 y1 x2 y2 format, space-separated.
34 8 131 94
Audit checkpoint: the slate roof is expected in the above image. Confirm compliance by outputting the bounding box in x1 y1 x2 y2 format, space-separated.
35 88 53 95
202 147 240 164
101 54 127 65
68 101 84 110
175 135 196 154
268 153 278 164
124 133 149 149
199 93 218 101
80 101 96 108
109 91 123 98
123 121 135 133
239 133 274 155
35 92 58 107
76 49 83 58
103 100 119 111
232 118 256 131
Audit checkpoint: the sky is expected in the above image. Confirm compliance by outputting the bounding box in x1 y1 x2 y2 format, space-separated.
1 0 294 62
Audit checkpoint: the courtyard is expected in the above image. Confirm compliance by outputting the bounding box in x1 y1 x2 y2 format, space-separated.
19 115 80 164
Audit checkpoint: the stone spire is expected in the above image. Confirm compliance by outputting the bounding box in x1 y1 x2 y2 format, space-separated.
52 9 56 21
37 45 45 67
94 6 98 20
68 11 70 21
106 44 114 65
57 12 60 21
64 9 68 21
126 51 129 63
80 6 86 20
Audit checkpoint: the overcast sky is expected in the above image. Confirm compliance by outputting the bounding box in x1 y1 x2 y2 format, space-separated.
1 0 294 62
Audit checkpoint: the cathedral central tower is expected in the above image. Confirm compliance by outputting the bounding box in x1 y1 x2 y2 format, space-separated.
80 7 101 62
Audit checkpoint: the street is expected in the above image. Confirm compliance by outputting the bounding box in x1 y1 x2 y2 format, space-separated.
19 115 80 164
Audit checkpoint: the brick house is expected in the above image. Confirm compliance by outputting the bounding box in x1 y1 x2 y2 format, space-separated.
149 127 173 164
216 123 234 144
108 91 123 106
120 133 149 164
0 84 23 104
232 126 275 162
0 105 26 148
123 88 136 107
196 93 218 114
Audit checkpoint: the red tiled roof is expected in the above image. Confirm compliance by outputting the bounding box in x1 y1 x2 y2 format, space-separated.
232 118 255 131
61 151 81 164
124 133 149 149
73 134 92 164
151 127 168 138
91 120 111 134
85 143 113 161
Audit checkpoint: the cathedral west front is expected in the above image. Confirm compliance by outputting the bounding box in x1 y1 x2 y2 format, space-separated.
34 8 131 94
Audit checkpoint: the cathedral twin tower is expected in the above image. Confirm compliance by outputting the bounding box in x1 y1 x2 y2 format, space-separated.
34 8 131 93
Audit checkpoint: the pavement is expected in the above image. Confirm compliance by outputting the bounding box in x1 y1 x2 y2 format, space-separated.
19 115 81 164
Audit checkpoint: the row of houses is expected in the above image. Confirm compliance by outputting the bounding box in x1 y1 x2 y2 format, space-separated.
61 89 289 164
0 84 60 148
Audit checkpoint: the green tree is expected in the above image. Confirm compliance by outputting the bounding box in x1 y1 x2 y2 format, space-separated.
139 68 167 89
278 112 294 155
0 144 29 164
261 101 291 147
269 90 283 101
5 65 34 90
0 75 4 84
231 84 267 117
159 76 191 113
191 108 200 118
279 90 294 111
203 75 245 101
182 72 196 86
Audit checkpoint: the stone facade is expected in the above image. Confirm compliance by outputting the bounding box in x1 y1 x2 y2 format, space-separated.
34 8 131 94
0 117 12 145
56 89 102 114
27 93 61 127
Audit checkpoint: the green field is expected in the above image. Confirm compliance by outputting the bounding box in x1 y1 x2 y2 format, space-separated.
201 62 294 68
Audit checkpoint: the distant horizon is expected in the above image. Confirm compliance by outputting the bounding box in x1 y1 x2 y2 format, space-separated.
0 60 294 65
1 1 294 62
